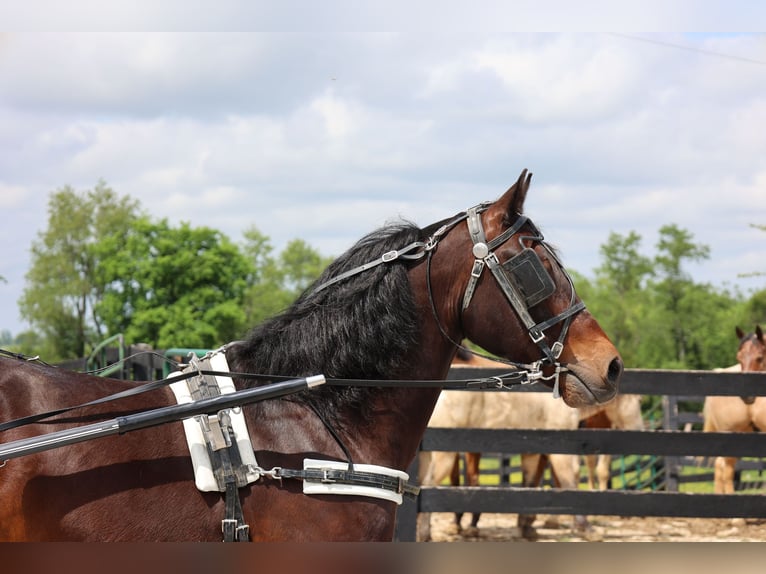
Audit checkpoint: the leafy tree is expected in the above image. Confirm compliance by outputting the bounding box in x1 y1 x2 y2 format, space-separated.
19 182 141 360
742 289 766 327
589 231 654 366
97 218 252 349
240 227 333 329
279 239 334 296
577 225 747 370
651 224 711 366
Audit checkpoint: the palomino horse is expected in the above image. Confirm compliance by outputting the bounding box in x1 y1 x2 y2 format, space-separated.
418 347 641 541
703 326 766 494
0 170 622 541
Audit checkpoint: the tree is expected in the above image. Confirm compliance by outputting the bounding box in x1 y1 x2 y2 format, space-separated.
652 224 711 366
279 239 334 297
97 218 252 349
576 225 745 370
578 231 653 367
240 227 333 329
19 182 141 360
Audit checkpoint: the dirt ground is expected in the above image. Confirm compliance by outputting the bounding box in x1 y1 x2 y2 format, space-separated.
427 512 766 542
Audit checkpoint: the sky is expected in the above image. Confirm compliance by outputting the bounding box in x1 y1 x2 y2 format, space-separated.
1 22 766 337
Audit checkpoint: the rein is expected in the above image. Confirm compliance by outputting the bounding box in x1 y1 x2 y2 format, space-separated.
0 350 533 434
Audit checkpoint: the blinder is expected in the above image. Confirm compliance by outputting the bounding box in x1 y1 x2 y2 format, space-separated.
500 248 556 308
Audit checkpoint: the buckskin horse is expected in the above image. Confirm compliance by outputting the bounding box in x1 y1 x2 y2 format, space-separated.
703 326 766 494
0 169 622 541
417 348 640 541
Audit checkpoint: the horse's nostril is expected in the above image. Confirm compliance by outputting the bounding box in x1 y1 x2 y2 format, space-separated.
607 357 624 384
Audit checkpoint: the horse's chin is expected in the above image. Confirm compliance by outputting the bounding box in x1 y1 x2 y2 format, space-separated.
559 365 618 408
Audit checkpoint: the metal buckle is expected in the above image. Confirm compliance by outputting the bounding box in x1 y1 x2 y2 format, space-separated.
470 259 485 278
382 250 398 262
529 328 545 343
321 468 335 483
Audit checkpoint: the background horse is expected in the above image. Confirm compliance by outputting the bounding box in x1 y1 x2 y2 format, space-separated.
0 169 622 541
703 326 766 494
418 348 641 541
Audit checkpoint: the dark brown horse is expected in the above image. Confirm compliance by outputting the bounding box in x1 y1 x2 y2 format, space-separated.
0 169 622 541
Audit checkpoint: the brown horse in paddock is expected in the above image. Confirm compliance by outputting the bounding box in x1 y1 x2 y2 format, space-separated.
703 326 766 494
0 170 622 541
418 348 640 541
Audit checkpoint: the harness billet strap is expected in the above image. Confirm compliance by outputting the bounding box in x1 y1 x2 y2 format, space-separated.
275 467 420 499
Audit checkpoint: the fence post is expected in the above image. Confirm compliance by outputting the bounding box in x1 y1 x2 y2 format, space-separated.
662 394 680 491
393 455 419 541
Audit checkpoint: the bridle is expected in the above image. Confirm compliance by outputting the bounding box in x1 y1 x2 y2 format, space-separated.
459 203 585 366
313 201 587 397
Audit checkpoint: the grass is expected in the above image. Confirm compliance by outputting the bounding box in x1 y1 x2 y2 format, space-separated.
441 453 766 494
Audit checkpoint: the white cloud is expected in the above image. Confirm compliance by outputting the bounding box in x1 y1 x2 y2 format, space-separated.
2 31 766 336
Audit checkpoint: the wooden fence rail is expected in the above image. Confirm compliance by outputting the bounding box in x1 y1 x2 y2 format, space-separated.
394 368 766 541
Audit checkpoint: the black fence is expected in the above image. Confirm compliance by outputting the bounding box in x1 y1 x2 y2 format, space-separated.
394 368 766 541
57 347 766 541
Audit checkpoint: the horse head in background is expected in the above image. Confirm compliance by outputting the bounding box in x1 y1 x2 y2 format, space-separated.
703 325 766 494
0 169 622 541
736 325 764 373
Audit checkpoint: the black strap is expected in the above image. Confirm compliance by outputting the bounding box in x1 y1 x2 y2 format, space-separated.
222 480 249 542
277 467 420 499
0 368 532 433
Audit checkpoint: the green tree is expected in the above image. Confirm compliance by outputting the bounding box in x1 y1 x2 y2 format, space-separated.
279 238 334 296
19 182 141 360
652 224 711 366
578 225 745 370
240 228 333 328
97 218 252 349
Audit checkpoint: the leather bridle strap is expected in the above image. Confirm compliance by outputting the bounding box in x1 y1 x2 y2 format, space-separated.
311 240 428 294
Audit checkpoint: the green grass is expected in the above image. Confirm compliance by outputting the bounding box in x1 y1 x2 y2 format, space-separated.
442 453 766 493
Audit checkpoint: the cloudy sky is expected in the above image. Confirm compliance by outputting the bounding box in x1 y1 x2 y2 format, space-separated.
2 26 766 337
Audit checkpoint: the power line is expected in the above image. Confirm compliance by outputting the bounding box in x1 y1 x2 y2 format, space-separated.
608 33 766 67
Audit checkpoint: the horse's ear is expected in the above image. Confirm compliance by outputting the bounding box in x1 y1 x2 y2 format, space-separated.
494 169 532 217
736 326 745 340
757 325 763 342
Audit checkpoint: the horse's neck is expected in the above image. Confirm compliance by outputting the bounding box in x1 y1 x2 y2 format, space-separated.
362 387 443 469
359 344 455 467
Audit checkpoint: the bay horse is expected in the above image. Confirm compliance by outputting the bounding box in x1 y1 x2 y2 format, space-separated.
0 169 622 541
703 326 766 494
418 347 641 541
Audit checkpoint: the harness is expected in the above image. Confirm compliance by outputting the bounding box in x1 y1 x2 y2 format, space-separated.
0 200 589 541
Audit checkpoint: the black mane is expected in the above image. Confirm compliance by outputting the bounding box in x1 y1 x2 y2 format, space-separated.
230 218 439 426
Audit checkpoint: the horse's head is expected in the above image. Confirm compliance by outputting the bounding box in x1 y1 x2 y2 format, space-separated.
439 169 622 407
736 325 765 372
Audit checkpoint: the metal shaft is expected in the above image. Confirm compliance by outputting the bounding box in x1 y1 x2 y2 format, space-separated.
0 374 325 462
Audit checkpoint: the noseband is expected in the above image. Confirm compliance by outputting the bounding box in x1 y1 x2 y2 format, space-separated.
312 202 587 396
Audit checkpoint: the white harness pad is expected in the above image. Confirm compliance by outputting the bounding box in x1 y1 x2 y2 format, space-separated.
169 351 260 492
302 458 411 505
169 348 415 504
